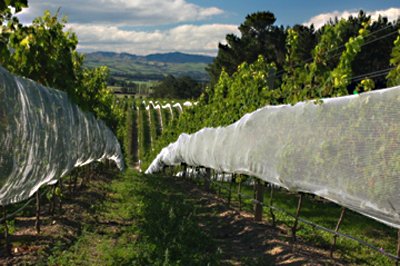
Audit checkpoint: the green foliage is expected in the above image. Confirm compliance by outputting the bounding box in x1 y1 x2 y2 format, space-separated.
387 30 400 87
138 103 151 159
160 104 172 130
344 11 399 89
0 0 27 38
124 100 138 166
0 87 6 131
149 107 162 150
2 10 79 99
0 0 27 13
281 19 371 103
77 66 124 133
0 9 125 139
208 10 399 89
206 11 286 85
150 75 203 99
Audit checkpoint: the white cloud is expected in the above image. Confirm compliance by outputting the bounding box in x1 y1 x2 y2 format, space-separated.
14 0 234 56
17 0 224 26
71 23 240 56
303 7 400 29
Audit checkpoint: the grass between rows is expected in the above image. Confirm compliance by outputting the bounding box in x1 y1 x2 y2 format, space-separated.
41 169 220 266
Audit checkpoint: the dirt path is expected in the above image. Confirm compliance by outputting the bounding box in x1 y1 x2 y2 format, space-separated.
170 177 350 266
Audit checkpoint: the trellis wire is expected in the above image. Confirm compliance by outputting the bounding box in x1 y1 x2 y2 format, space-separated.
182 168 400 262
0 187 50 224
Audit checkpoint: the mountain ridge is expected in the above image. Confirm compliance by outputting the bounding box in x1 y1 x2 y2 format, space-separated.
84 51 214 64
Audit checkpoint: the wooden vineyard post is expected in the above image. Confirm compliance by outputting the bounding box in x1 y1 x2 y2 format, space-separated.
190 166 195 182
204 168 211 192
80 166 87 189
238 174 242 212
50 185 57 216
59 178 63 211
188 166 193 181
73 168 79 192
2 205 11 256
196 167 201 186
330 207 346 258
91 163 94 181
396 229 400 266
270 183 276 227
87 163 91 183
292 193 304 241
228 174 234 207
254 178 264 221
69 171 73 195
210 170 214 191
218 173 224 198
36 190 41 234
182 163 187 179
253 177 257 199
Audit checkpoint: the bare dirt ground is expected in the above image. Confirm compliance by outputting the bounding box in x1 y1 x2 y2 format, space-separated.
0 170 114 265
0 171 351 265
172 177 350 266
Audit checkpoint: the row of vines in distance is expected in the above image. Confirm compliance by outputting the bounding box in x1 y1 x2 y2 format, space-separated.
122 98 191 168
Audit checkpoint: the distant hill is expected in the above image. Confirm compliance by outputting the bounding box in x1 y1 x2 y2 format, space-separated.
85 51 214 64
83 51 214 81
145 52 214 64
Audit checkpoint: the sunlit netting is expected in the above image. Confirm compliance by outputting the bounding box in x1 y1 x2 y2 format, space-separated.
0 66 124 206
146 86 400 229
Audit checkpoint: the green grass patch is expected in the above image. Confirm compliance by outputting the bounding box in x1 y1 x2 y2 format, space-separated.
138 105 151 159
40 169 220 265
160 106 172 130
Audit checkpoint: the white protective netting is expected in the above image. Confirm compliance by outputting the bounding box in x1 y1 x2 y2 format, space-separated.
0 66 124 206
146 86 400 229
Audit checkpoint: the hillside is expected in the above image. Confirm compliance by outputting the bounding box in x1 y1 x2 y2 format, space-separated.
83 51 214 81
145 52 214 63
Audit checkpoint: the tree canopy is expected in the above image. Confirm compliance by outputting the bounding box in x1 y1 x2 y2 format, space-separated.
150 75 203 99
207 10 400 90
206 11 287 85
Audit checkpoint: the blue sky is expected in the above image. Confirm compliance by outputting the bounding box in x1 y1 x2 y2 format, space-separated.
189 0 399 26
16 0 400 56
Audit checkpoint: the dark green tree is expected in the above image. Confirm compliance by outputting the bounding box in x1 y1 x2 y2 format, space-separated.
292 24 317 62
175 76 202 99
151 75 202 99
0 0 27 12
0 0 28 61
206 11 287 85
316 10 400 90
151 75 176 99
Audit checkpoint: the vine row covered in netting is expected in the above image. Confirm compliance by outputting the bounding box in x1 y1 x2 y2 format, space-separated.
146 85 400 230
0 66 124 206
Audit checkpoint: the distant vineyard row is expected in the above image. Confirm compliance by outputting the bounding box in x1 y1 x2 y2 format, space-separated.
120 98 195 168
